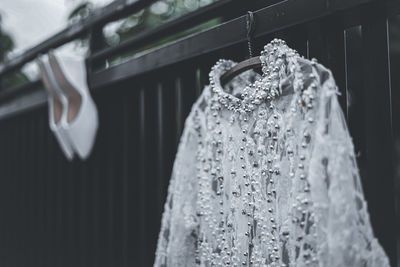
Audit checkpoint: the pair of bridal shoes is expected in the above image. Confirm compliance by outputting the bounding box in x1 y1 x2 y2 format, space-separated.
37 51 98 160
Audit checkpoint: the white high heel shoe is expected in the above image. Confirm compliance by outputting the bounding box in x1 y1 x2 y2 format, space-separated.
48 51 99 160
37 57 75 160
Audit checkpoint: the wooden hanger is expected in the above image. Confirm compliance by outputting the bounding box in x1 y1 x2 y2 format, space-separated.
220 57 261 86
220 11 262 87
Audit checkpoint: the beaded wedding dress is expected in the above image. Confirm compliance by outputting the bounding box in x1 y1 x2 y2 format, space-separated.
154 39 390 267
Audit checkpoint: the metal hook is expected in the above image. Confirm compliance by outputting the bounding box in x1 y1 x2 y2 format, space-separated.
246 11 255 58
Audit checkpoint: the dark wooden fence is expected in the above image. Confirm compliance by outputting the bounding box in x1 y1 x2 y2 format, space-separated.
0 0 399 266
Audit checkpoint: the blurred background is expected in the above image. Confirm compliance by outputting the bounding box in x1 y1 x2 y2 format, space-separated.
0 0 220 89
0 0 399 266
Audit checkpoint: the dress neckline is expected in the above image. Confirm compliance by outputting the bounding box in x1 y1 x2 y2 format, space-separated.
207 39 300 114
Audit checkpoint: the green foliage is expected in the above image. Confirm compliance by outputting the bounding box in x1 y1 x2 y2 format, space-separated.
68 2 94 24
1 71 29 90
110 0 217 45
101 0 220 66
67 2 94 50
0 12 29 90
107 17 221 67
0 13 15 62
0 33 14 62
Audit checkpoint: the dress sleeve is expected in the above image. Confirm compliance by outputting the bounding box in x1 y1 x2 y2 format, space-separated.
307 65 390 267
154 107 202 267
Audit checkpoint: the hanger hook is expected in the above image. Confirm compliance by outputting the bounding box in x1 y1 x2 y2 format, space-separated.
246 11 255 58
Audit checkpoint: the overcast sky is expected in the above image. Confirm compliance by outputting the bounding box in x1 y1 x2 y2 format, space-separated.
0 0 113 78
0 0 113 56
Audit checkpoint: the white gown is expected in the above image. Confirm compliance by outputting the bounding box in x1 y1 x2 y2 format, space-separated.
154 39 390 267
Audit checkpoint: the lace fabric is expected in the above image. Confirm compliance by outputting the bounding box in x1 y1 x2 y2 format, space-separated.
154 39 390 267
